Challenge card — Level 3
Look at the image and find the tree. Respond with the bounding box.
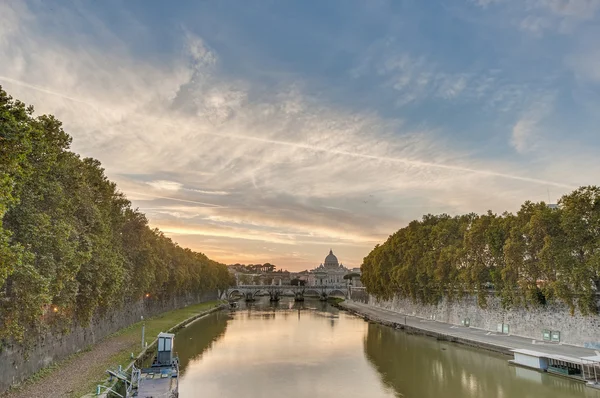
[361,186,600,316]
[0,86,233,342]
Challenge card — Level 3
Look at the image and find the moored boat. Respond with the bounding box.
[137,332,179,398]
[98,332,179,397]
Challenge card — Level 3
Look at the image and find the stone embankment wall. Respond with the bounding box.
[349,288,600,349]
[0,291,218,394]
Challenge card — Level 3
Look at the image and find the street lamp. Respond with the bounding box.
[141,316,145,350]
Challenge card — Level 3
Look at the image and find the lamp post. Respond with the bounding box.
[141,316,145,350]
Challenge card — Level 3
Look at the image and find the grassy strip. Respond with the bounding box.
[327,297,344,305]
[76,300,224,397]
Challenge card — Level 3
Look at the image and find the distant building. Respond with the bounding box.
[261,271,291,286]
[307,249,351,286]
[290,270,310,285]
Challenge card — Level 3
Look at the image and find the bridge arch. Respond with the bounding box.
[328,289,346,297]
[228,289,242,299]
[253,289,270,297]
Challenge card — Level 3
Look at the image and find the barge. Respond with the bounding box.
[509,348,600,389]
[99,332,179,397]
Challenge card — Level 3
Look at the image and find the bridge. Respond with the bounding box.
[226,284,348,301]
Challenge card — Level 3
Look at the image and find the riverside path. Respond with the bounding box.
[341,300,600,358]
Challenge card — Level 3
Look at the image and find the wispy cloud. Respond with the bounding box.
[510,94,555,153]
[147,180,229,195]
[352,43,542,114]
[567,44,600,83]
[1,1,598,269]
[469,0,600,34]
[355,50,473,106]
[148,180,184,191]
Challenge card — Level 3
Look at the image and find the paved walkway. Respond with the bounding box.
[341,300,600,359]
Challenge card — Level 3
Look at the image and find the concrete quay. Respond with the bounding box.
[340,300,600,359]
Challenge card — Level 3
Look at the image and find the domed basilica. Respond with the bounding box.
[307,249,351,286]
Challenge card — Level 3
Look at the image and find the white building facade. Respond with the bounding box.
[307,250,352,286]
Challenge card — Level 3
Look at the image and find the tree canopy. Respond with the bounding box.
[0,86,234,343]
[361,188,600,315]
[229,263,278,273]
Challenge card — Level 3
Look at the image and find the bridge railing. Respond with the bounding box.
[233,284,348,289]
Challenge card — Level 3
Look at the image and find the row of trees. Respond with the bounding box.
[0,87,233,343]
[361,187,600,315]
[229,263,278,273]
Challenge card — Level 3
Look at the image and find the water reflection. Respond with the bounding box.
[176,299,600,398]
[364,323,600,398]
[174,311,229,372]
[178,298,394,398]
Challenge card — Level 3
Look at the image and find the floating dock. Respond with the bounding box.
[510,348,600,389]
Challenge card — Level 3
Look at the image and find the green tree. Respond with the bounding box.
[0,86,233,342]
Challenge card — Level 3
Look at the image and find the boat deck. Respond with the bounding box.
[137,367,178,397]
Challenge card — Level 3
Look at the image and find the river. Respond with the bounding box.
[174,298,600,398]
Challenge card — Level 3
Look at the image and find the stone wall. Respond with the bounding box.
[0,291,218,394]
[349,287,369,303]
[351,291,600,349]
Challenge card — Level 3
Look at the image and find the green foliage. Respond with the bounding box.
[362,190,600,315]
[0,86,233,342]
[229,263,278,273]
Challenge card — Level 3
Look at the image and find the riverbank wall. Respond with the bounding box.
[340,301,513,356]
[349,288,600,349]
[0,291,218,394]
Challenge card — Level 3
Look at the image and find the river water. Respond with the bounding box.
[175,298,600,398]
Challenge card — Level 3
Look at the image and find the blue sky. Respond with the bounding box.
[1,0,600,270]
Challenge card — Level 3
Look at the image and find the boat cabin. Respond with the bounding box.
[510,349,550,371]
[101,332,180,397]
[155,332,175,366]
[510,349,600,384]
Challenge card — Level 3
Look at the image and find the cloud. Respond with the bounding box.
[510,94,554,153]
[0,2,597,269]
[537,0,600,18]
[469,0,505,7]
[147,180,184,191]
[470,0,600,16]
[567,45,600,83]
[469,0,600,35]
[511,116,539,153]
[368,52,472,106]
[146,180,228,195]
[353,44,539,113]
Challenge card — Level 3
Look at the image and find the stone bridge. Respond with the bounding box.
[226,284,348,301]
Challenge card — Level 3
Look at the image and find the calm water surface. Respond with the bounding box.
[175,299,600,398]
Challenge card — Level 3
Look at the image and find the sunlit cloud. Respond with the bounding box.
[148,180,184,191]
[1,1,599,269]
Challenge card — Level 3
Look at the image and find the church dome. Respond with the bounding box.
[324,249,339,268]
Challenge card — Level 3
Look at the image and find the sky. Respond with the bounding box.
[1,0,600,271]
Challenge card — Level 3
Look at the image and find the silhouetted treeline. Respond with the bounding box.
[229,263,279,273]
[361,187,600,314]
[0,87,233,342]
